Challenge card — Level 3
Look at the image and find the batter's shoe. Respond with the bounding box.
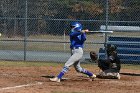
[49,77,60,82]
[89,74,96,81]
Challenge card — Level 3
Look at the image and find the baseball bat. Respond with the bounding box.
[88,30,113,33]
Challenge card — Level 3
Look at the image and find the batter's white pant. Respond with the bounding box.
[64,47,84,72]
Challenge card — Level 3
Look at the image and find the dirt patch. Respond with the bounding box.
[0,65,139,93]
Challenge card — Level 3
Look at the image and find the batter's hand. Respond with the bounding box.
[81,29,89,33]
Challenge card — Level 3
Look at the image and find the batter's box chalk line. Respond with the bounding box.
[0,82,43,91]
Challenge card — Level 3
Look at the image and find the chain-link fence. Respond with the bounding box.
[0,0,140,64]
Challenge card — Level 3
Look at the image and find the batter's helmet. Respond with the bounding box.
[70,22,82,31]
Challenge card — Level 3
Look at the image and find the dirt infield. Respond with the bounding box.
[0,62,140,93]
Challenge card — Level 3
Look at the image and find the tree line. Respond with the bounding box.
[0,0,140,37]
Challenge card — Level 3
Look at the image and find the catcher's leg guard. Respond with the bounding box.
[97,69,121,79]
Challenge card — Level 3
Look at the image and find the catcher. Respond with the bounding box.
[90,44,121,79]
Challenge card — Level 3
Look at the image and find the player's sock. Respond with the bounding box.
[81,68,93,77]
[84,70,93,77]
[57,72,64,79]
[57,66,69,79]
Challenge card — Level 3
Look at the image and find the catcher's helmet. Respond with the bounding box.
[107,44,117,52]
[70,22,82,31]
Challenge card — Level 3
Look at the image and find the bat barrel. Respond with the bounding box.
[88,31,113,33]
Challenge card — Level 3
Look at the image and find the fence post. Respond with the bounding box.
[24,0,28,61]
[104,0,109,58]
[63,30,66,52]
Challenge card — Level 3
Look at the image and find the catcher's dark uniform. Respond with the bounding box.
[98,50,121,73]
[90,44,121,79]
[97,44,121,79]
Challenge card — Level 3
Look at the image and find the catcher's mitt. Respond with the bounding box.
[90,51,98,61]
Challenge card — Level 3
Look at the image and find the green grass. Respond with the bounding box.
[0,61,140,70]
[1,32,140,52]
[0,34,103,52]
[121,64,140,70]
[0,61,64,67]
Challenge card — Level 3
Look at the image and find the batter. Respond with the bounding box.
[50,22,96,82]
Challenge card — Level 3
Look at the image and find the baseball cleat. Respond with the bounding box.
[49,77,60,82]
[116,73,121,79]
[89,74,96,81]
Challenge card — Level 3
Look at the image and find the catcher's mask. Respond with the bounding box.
[107,44,117,55]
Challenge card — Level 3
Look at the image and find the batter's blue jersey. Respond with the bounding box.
[69,31,86,49]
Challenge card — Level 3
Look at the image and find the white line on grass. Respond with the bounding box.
[0,82,43,91]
